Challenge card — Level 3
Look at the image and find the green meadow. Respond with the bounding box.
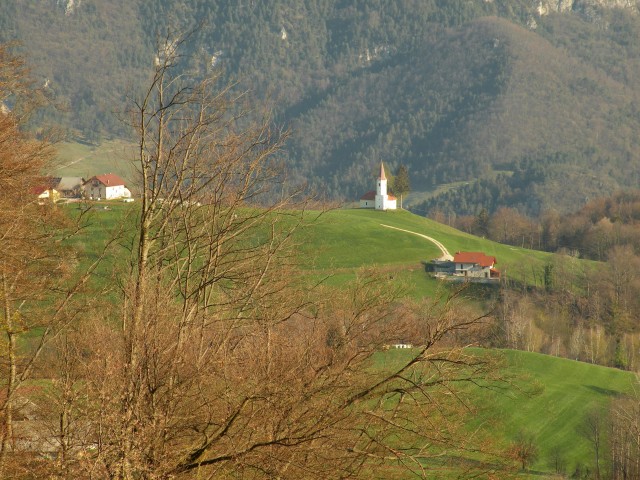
[60,202,621,477]
[53,139,137,182]
[489,350,635,475]
[74,204,563,297]
[360,348,635,478]
[296,208,563,292]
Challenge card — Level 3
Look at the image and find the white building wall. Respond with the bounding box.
[456,263,491,277]
[105,185,125,200]
[87,183,127,200]
[375,178,388,210]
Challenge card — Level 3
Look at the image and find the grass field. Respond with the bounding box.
[475,349,635,477]
[297,208,567,291]
[361,348,635,478]
[69,204,589,297]
[61,203,622,477]
[52,139,137,184]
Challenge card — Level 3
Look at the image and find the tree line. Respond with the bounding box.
[427,192,640,372]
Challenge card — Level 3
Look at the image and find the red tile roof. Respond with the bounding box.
[30,176,57,195]
[453,252,497,267]
[30,185,50,195]
[360,190,376,200]
[87,173,126,187]
[360,190,396,201]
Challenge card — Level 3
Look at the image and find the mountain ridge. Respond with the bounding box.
[4,1,640,214]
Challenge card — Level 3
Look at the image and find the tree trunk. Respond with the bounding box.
[0,273,16,469]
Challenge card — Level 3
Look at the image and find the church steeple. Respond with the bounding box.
[376,162,388,203]
[360,161,397,210]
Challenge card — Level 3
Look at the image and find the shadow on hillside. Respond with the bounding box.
[585,385,622,397]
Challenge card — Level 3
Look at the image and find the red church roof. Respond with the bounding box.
[360,190,397,201]
[360,190,376,200]
[453,252,497,267]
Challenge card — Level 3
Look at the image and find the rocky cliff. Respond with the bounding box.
[535,0,638,16]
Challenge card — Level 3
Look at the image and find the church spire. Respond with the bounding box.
[379,162,387,181]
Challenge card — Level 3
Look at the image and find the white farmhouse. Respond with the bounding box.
[359,163,397,210]
[453,252,500,279]
[84,174,131,200]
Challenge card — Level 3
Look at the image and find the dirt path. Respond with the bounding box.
[380,224,453,261]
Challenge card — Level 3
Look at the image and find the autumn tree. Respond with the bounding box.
[0,44,116,478]
[488,207,539,249]
[509,430,538,471]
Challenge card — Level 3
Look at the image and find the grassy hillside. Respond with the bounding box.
[53,140,137,186]
[72,204,580,296]
[477,349,635,476]
[299,208,563,290]
[366,348,635,478]
[63,202,626,476]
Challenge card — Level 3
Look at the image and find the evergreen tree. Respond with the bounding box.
[393,163,410,209]
[476,208,490,237]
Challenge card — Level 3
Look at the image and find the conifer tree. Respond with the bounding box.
[393,163,410,208]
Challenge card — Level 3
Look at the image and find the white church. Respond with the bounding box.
[359,163,397,210]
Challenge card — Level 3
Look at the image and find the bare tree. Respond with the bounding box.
[0,43,70,472]
[609,381,640,479]
[39,33,504,479]
[0,43,117,477]
[578,407,606,479]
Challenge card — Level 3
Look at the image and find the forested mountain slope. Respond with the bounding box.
[291,15,640,212]
[3,0,640,213]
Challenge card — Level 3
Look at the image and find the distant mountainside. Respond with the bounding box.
[3,0,640,214]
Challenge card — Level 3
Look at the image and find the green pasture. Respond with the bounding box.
[373,348,635,478]
[53,139,137,184]
[65,204,591,298]
[298,208,563,288]
[475,349,635,477]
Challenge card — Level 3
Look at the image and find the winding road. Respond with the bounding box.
[380,224,453,261]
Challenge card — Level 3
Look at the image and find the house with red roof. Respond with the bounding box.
[31,185,59,204]
[30,177,60,204]
[453,251,500,279]
[84,173,131,200]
